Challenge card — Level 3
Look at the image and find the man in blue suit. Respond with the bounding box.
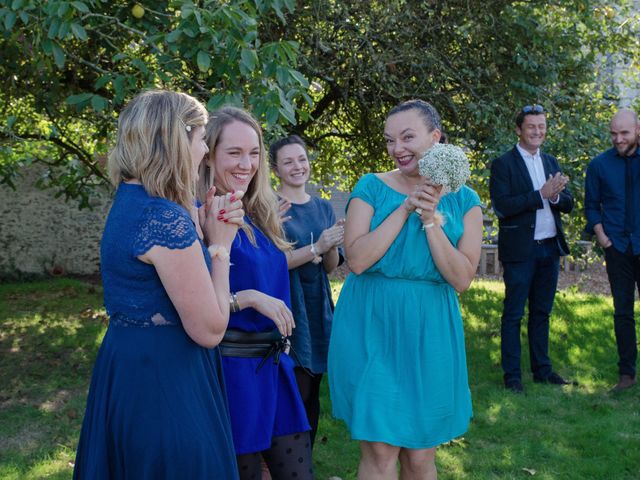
[490,105,575,393]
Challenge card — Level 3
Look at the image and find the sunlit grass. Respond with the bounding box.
[317,279,639,479]
[1,278,639,479]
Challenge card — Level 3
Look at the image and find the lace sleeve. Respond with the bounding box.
[132,203,198,257]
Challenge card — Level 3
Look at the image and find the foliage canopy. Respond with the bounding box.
[1,0,639,240]
[0,0,308,204]
[280,0,639,240]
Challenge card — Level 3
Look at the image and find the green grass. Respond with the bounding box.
[0,279,106,480]
[1,278,639,479]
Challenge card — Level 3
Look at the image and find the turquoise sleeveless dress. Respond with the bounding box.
[328,173,481,449]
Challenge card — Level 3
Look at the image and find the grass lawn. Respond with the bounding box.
[1,278,639,479]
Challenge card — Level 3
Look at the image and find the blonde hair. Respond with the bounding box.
[108,89,207,210]
[200,106,290,251]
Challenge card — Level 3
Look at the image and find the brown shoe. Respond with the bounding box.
[610,374,637,392]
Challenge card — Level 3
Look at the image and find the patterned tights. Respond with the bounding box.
[236,431,314,480]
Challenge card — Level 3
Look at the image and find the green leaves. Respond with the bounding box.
[66,93,93,105]
[70,22,87,41]
[0,0,313,205]
[65,93,108,113]
[196,50,210,72]
[240,48,258,74]
[41,38,66,68]
[3,10,16,29]
[71,1,89,13]
[51,42,65,68]
[1,0,638,229]
[90,95,108,113]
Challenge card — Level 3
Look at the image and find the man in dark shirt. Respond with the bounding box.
[585,108,640,392]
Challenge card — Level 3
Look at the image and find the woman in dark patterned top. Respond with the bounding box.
[269,135,344,448]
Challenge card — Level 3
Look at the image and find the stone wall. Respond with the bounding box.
[616,64,640,107]
[0,164,349,278]
[0,165,112,278]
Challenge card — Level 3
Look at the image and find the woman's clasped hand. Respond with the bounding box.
[404,180,443,225]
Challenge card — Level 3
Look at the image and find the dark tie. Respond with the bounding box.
[625,157,634,235]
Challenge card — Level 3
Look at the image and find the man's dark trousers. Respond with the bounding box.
[501,240,560,384]
[604,245,640,378]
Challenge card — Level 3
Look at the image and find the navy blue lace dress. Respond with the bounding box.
[73,183,238,479]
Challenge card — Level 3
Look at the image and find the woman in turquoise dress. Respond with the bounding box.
[74,90,242,479]
[328,99,483,479]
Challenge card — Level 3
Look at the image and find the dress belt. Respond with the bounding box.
[219,329,289,372]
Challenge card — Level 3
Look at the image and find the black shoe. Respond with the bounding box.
[534,372,576,386]
[505,379,524,393]
[610,374,636,393]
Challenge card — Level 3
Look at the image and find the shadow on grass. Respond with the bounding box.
[461,281,622,385]
[1,282,105,402]
[2,279,639,479]
[0,279,106,478]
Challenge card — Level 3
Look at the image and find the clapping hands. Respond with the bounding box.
[314,219,345,255]
[540,172,569,201]
[199,187,245,247]
[278,197,292,223]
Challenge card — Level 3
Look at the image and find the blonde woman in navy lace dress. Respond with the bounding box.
[74,90,241,479]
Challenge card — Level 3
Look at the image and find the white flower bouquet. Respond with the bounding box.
[418,143,470,192]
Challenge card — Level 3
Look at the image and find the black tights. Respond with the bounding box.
[294,368,323,448]
[236,431,314,480]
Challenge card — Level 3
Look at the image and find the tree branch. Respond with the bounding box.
[1,131,108,182]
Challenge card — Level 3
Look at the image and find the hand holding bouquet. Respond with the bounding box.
[411,144,471,229]
[418,143,471,193]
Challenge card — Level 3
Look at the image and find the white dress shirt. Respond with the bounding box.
[516,144,557,241]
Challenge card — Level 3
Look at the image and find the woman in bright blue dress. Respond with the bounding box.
[328,100,483,479]
[269,135,344,449]
[200,107,313,480]
[73,90,242,479]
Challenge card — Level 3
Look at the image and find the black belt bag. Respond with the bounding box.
[219,329,288,371]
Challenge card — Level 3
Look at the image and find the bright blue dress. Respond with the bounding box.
[223,218,310,455]
[74,183,238,479]
[282,197,340,374]
[328,174,481,449]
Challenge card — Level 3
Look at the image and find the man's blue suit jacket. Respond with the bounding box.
[489,146,574,263]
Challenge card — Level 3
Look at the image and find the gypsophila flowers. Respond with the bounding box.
[418,143,470,192]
